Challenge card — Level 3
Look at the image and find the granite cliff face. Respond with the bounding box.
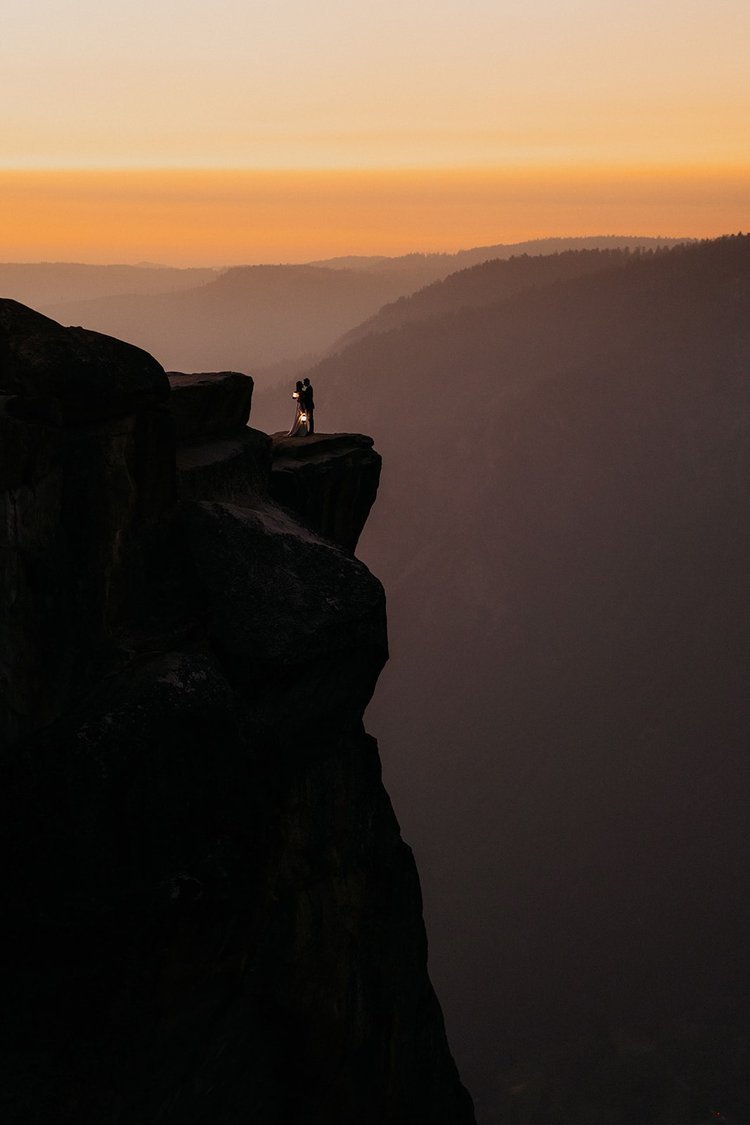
[270,432,382,553]
[0,300,474,1124]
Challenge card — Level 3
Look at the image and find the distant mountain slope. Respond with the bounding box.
[309,235,690,280]
[0,262,217,307]
[304,235,750,1123]
[41,264,440,373]
[248,244,685,430]
[36,239,689,377]
[331,247,651,350]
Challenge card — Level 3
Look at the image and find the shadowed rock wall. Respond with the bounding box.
[0,301,474,1124]
[0,300,173,747]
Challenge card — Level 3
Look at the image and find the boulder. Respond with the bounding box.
[167,370,253,445]
[0,299,168,423]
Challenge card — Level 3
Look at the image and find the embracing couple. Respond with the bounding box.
[288,377,315,437]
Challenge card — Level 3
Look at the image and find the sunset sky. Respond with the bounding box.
[2,0,749,264]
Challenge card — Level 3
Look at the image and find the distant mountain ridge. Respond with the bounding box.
[0,237,691,379]
[307,235,691,277]
[0,262,218,307]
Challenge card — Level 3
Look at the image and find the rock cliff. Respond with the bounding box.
[270,432,382,553]
[0,300,473,1124]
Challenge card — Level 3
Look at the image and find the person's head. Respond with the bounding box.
[303,378,310,387]
[295,380,303,391]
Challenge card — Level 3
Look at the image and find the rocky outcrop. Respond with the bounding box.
[1,299,169,422]
[168,369,272,502]
[167,370,254,445]
[0,300,474,1124]
[270,432,382,552]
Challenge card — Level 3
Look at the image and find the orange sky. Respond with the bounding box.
[1,166,747,266]
[3,0,749,263]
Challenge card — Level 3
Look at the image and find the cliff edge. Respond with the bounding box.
[0,300,474,1124]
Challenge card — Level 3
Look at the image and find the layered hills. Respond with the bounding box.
[40,264,429,374]
[0,238,685,380]
[330,246,662,350]
[296,235,750,1123]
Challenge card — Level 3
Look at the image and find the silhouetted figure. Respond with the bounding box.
[302,377,315,433]
[288,380,308,436]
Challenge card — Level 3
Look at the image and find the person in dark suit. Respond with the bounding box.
[302,378,315,434]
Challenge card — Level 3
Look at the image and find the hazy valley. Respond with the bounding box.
[5,238,686,380]
[301,235,750,1122]
[2,233,748,1123]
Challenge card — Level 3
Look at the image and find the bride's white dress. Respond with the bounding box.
[288,391,309,437]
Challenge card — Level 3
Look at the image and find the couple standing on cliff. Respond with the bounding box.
[288,377,315,437]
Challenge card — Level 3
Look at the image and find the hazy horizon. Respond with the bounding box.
[0,229,703,270]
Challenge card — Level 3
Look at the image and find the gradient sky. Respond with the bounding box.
[2,0,749,263]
